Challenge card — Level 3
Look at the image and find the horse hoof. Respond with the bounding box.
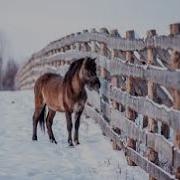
[74,140,80,145]
[53,140,57,144]
[52,140,57,144]
[69,142,74,146]
[50,139,57,144]
[32,135,37,141]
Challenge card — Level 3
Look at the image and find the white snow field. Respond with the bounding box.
[0,91,148,180]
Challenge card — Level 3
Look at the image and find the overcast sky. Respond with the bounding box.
[0,0,180,63]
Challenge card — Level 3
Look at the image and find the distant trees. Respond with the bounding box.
[2,59,18,90]
[0,56,2,90]
[0,31,18,90]
[0,31,5,90]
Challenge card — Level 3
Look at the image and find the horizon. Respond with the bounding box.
[0,0,180,63]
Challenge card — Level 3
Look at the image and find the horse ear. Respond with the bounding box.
[82,57,87,69]
[87,57,96,63]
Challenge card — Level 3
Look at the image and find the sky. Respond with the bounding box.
[0,0,180,63]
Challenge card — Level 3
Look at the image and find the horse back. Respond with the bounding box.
[35,73,62,90]
[34,73,64,111]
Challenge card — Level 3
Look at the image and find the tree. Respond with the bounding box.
[2,58,18,90]
[0,31,7,90]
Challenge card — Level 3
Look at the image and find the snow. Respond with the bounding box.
[0,90,148,180]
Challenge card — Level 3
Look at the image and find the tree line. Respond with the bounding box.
[0,31,18,90]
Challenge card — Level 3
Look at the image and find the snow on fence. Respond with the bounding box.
[15,23,180,180]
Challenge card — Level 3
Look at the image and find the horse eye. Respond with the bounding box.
[91,71,96,75]
[87,71,94,77]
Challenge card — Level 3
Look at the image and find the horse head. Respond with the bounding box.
[80,57,101,91]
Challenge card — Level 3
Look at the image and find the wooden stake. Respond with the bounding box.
[111,47,122,150]
[125,30,137,166]
[111,49,119,110]
[146,30,158,180]
[170,23,180,179]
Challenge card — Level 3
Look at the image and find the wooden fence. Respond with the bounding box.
[15,23,180,180]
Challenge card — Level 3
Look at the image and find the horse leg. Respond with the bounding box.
[32,108,42,141]
[74,110,83,145]
[46,109,57,144]
[65,112,73,146]
[32,83,44,141]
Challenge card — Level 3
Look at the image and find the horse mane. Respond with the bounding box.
[63,58,84,84]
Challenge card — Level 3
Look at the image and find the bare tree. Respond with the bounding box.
[2,58,18,90]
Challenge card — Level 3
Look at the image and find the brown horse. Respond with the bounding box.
[32,57,100,146]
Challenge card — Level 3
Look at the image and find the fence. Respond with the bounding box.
[15,23,180,180]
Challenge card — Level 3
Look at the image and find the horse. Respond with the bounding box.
[32,57,101,146]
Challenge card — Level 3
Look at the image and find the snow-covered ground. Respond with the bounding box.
[0,91,148,180]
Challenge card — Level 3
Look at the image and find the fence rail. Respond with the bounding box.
[15,23,180,180]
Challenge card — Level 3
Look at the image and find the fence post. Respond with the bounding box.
[111,50,119,111]
[170,23,180,179]
[110,30,120,111]
[146,29,159,180]
[81,30,91,52]
[91,29,100,53]
[75,32,81,51]
[99,29,108,81]
[99,28,110,58]
[100,42,108,78]
[99,34,109,135]
[60,47,65,53]
[110,30,121,150]
[125,30,137,166]
[110,29,124,150]
[70,34,75,50]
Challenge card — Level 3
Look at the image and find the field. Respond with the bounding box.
[0,90,147,180]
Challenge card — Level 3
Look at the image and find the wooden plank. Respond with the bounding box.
[170,23,180,179]
[99,78,180,130]
[17,48,180,90]
[174,148,180,170]
[31,32,180,59]
[146,132,173,165]
[17,50,180,90]
[148,35,180,52]
[96,99,173,166]
[17,51,96,89]
[111,108,146,143]
[126,148,175,180]
[109,85,180,131]
[111,108,173,165]
[84,105,175,180]
[156,48,170,67]
[98,55,180,90]
[32,32,146,58]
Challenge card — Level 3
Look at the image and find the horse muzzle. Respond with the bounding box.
[87,77,101,92]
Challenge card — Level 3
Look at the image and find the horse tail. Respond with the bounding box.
[38,104,46,132]
[33,75,47,132]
